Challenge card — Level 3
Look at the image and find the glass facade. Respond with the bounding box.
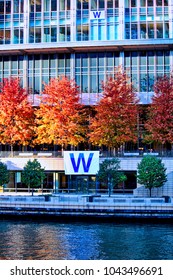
[0,0,170,44]
[125,0,169,39]
[28,53,70,94]
[0,0,24,44]
[0,0,172,104]
[0,55,23,81]
[75,52,120,93]
[125,50,170,92]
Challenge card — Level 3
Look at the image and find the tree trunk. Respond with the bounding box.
[41,181,43,193]
[10,144,14,157]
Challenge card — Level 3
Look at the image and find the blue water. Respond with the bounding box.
[0,220,173,260]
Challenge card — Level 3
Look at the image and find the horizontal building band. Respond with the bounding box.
[0,39,173,55]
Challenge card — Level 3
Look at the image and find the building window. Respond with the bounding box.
[140,0,146,6]
[147,0,153,6]
[77,0,89,9]
[59,26,70,41]
[28,54,71,94]
[6,1,11,13]
[125,51,170,93]
[14,29,23,44]
[75,52,120,93]
[107,0,119,8]
[91,0,105,10]
[0,1,4,14]
[156,0,162,5]
[51,0,57,11]
[59,0,70,10]
[131,0,137,7]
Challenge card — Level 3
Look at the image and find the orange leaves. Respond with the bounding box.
[0,77,34,147]
[145,75,173,144]
[89,68,138,148]
[35,76,84,147]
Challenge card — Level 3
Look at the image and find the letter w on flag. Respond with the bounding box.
[70,153,94,173]
[93,11,101,18]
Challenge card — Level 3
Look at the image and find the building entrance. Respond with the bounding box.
[59,175,96,193]
[76,176,89,193]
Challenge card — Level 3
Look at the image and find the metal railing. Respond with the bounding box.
[0,150,173,158]
[1,187,134,195]
[0,151,63,158]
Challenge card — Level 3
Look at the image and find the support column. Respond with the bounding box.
[169,0,173,41]
[24,0,29,44]
[53,172,59,193]
[170,51,173,73]
[119,51,124,68]
[23,55,28,91]
[70,0,76,42]
[71,53,75,80]
[119,0,125,40]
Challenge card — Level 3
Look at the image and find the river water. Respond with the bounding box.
[0,219,173,260]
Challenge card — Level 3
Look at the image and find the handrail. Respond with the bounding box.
[0,150,173,158]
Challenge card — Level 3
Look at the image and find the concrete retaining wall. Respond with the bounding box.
[0,194,173,220]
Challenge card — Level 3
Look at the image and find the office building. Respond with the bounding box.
[0,0,172,195]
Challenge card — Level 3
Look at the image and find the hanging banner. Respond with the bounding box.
[90,11,105,20]
[64,151,99,175]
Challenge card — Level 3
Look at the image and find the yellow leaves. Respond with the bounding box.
[35,76,84,147]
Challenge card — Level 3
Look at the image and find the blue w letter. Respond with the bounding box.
[70,153,94,173]
[93,11,101,19]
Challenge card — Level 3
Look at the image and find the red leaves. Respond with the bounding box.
[89,68,138,148]
[0,77,34,147]
[145,75,173,144]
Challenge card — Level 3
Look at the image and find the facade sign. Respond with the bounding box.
[64,151,99,175]
[90,11,105,20]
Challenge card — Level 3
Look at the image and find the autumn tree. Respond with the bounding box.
[144,75,173,151]
[35,76,84,150]
[0,77,34,152]
[89,68,138,151]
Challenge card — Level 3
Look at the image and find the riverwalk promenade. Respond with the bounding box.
[0,193,173,221]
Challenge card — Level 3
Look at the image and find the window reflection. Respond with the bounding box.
[0,1,170,44]
[125,51,170,93]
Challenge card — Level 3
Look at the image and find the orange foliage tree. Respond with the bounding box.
[89,68,138,151]
[0,77,35,152]
[35,76,84,149]
[145,75,173,149]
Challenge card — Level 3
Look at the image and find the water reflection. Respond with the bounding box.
[0,220,173,260]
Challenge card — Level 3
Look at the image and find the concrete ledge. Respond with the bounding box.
[132,199,145,203]
[113,199,127,203]
[19,153,34,156]
[143,153,159,156]
[37,153,52,157]
[0,194,172,221]
[0,195,170,205]
[123,153,139,156]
